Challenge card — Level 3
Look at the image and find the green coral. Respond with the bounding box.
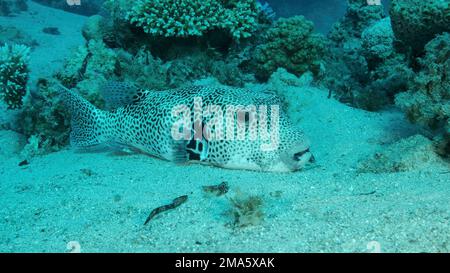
[0,43,30,109]
[126,0,259,40]
[253,16,326,81]
[390,0,450,55]
[395,33,450,154]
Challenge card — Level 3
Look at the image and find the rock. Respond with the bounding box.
[358,135,442,173]
[0,0,28,16]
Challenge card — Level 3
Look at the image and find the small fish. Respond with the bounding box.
[18,159,29,167]
[59,82,314,172]
[202,181,229,196]
[144,195,188,225]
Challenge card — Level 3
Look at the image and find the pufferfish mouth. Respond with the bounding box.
[293,148,315,163]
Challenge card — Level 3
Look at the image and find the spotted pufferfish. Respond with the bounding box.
[59,82,314,172]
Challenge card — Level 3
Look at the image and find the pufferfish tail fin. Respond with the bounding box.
[58,84,115,149]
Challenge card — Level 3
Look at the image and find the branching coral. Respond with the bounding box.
[0,43,30,109]
[390,0,450,56]
[395,33,450,154]
[126,0,259,40]
[253,16,326,81]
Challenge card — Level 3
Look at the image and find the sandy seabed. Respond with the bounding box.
[0,2,449,253]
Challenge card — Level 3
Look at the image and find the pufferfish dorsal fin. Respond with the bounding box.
[101,81,150,110]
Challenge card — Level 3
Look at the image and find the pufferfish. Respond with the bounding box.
[59,82,314,172]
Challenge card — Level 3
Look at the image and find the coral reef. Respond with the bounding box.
[57,37,252,97]
[0,0,27,16]
[82,15,110,42]
[361,17,395,62]
[358,135,441,173]
[324,3,413,111]
[17,79,71,157]
[253,15,326,81]
[126,0,259,40]
[56,39,120,107]
[395,33,450,155]
[328,0,385,45]
[0,43,30,109]
[256,1,276,22]
[101,0,275,59]
[77,1,261,92]
[390,0,450,56]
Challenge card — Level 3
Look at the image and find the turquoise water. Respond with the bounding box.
[0,0,448,253]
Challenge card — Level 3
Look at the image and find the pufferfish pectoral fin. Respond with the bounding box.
[101,81,149,110]
[170,137,210,164]
[170,140,190,164]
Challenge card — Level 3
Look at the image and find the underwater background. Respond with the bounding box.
[0,0,449,252]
